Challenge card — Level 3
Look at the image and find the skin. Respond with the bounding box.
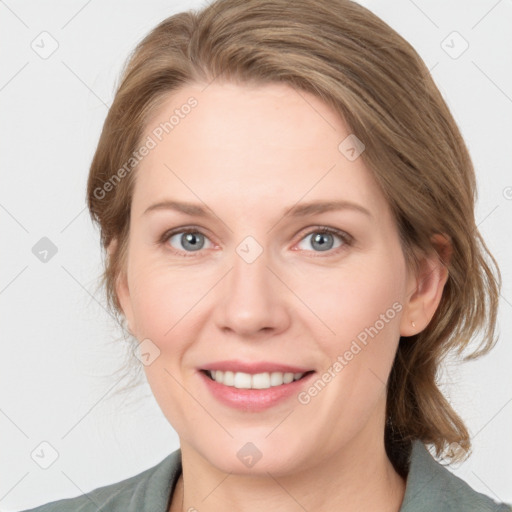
[113,82,450,512]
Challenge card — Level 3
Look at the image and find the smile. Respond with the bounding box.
[203,369,313,390]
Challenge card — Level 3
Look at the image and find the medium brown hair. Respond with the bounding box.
[86,0,501,474]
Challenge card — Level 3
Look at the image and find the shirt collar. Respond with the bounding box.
[399,439,509,511]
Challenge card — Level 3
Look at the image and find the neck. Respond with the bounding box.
[172,429,406,512]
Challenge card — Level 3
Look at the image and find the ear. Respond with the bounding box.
[399,233,452,337]
[108,238,137,338]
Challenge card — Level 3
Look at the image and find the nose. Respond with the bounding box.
[213,246,292,338]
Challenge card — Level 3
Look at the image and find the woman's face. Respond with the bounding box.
[116,82,417,475]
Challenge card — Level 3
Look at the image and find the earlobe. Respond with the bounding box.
[400,233,451,337]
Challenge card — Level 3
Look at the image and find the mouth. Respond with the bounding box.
[198,364,317,411]
[200,369,316,390]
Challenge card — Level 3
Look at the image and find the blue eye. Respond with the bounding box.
[166,231,213,253]
[297,228,350,253]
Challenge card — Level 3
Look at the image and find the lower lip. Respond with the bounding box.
[198,370,315,412]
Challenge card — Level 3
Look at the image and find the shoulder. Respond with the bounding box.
[400,440,511,512]
[18,449,182,512]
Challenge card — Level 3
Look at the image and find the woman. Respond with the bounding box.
[21,0,510,510]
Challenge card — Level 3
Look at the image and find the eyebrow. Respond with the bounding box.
[143,199,372,219]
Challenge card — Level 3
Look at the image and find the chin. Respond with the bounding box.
[191,435,311,477]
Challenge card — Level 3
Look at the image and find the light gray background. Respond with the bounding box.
[1,0,511,510]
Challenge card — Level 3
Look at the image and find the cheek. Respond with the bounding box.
[303,255,404,338]
[128,259,214,342]
[310,252,405,389]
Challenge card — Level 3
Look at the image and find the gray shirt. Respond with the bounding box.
[20,440,511,511]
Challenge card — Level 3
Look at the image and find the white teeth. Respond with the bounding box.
[234,372,252,389]
[208,370,306,389]
[270,372,284,386]
[252,372,270,389]
[223,371,234,386]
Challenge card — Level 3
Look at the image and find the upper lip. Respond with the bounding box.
[200,360,314,374]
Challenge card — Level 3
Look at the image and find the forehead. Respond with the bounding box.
[132,82,388,219]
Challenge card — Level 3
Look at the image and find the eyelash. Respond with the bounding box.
[158,225,354,258]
